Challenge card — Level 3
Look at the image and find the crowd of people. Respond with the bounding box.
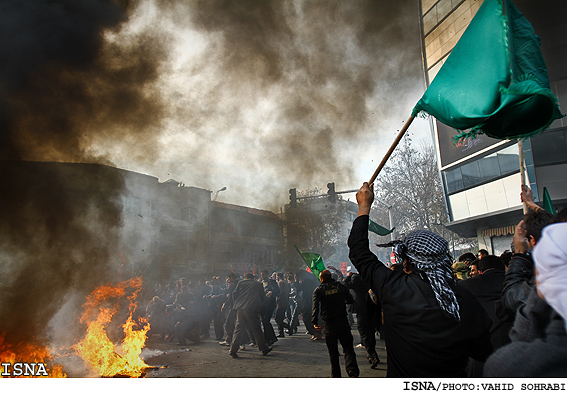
[144,267,325,356]
[349,182,567,378]
[144,182,567,378]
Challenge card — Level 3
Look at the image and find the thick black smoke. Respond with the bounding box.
[0,0,171,348]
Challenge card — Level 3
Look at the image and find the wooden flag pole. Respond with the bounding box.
[369,115,415,184]
[518,139,528,214]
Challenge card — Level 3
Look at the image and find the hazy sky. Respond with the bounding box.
[2,0,432,211]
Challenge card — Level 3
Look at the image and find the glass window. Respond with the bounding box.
[531,130,567,166]
[497,145,520,174]
[444,167,463,194]
[461,161,481,188]
[478,154,501,182]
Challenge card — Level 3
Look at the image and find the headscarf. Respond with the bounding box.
[533,223,567,332]
[379,230,460,321]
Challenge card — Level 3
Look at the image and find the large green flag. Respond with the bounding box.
[369,219,394,236]
[294,246,326,282]
[542,187,555,215]
[412,0,563,141]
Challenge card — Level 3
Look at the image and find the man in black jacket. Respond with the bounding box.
[312,269,359,378]
[460,255,511,376]
[260,269,280,346]
[348,182,492,378]
[343,272,381,369]
[228,273,273,358]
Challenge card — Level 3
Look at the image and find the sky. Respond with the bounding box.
[1,0,432,212]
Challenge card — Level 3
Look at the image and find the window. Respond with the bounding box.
[443,144,520,194]
[531,129,567,166]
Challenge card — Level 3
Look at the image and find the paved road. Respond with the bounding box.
[144,328,388,378]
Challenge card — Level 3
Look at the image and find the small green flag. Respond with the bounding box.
[369,219,394,236]
[542,187,555,215]
[412,0,563,141]
[294,246,326,282]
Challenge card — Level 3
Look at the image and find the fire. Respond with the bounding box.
[73,276,151,377]
[0,335,66,378]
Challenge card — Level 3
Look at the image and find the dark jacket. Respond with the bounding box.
[343,272,379,314]
[497,252,535,321]
[232,278,264,312]
[459,268,512,349]
[485,288,567,377]
[312,278,353,325]
[348,215,493,378]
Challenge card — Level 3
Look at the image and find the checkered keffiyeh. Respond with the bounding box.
[379,230,461,321]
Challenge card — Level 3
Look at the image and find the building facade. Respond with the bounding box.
[419,0,567,254]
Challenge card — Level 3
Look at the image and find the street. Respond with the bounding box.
[143,328,387,378]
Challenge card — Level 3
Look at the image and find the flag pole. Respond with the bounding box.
[518,139,528,214]
[369,115,415,184]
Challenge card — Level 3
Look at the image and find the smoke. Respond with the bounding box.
[0,0,423,355]
[0,0,171,349]
[98,0,425,210]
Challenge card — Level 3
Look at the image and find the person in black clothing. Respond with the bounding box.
[498,188,554,320]
[312,269,359,378]
[296,269,322,340]
[459,255,511,376]
[219,273,238,347]
[348,182,493,378]
[343,272,381,369]
[260,269,279,346]
[229,273,273,358]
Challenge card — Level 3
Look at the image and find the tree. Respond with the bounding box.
[284,188,350,270]
[374,137,476,255]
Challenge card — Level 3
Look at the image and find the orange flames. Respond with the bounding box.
[0,277,150,378]
[73,276,151,377]
[0,335,66,378]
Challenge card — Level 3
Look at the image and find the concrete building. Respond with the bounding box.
[208,201,285,276]
[419,0,567,254]
[3,161,284,283]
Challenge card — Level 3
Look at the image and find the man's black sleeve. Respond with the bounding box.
[311,288,320,326]
[348,215,388,294]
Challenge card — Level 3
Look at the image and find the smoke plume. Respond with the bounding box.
[0,0,423,354]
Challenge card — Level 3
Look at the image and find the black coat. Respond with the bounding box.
[348,215,493,378]
[459,269,512,349]
[485,288,567,377]
[232,279,264,313]
[311,278,353,325]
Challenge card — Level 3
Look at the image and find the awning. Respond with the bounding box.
[480,225,516,238]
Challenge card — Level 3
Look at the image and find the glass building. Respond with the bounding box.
[418,0,567,253]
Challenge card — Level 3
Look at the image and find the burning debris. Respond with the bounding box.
[73,277,151,378]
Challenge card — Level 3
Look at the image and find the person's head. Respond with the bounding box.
[319,269,332,282]
[500,250,513,269]
[260,269,269,280]
[524,210,555,250]
[458,252,476,267]
[227,272,237,283]
[469,259,480,278]
[477,255,505,273]
[391,230,460,320]
[276,272,284,281]
[554,207,567,223]
[452,262,470,280]
[245,273,255,280]
[533,222,567,332]
[477,249,489,259]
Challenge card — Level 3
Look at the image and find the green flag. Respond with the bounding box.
[369,219,394,236]
[294,246,326,282]
[542,187,555,215]
[412,0,563,141]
